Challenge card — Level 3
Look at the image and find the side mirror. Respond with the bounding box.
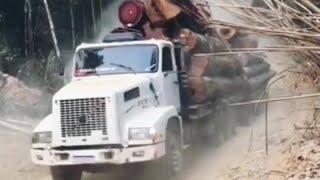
[58,60,65,76]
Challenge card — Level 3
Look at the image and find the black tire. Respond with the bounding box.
[236,104,255,126]
[211,102,237,144]
[211,127,225,147]
[203,112,225,148]
[152,131,183,180]
[50,166,82,180]
[223,106,237,140]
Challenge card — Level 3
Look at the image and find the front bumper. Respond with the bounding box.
[31,142,165,166]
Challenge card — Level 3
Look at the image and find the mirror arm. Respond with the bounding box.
[58,59,65,76]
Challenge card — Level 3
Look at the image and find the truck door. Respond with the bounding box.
[162,46,181,110]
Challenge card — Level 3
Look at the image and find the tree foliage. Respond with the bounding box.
[0,0,116,70]
[0,0,117,91]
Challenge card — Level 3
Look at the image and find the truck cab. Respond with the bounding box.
[31,35,188,180]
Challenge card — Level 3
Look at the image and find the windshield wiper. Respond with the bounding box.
[145,64,156,71]
[110,62,136,75]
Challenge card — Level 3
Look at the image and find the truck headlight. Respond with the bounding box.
[32,132,52,144]
[129,128,156,140]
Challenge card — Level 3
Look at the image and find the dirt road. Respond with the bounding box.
[0,50,313,180]
[0,0,318,180]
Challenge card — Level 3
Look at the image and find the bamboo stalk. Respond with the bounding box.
[230,92,320,106]
[297,0,320,14]
[91,0,97,35]
[82,0,88,40]
[27,0,34,61]
[24,0,34,61]
[216,0,320,83]
[69,0,76,50]
[209,20,320,39]
[43,0,60,59]
[193,46,320,56]
[99,0,104,32]
[24,1,29,60]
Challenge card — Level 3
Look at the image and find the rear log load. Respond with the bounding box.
[115,0,274,143]
[115,0,275,125]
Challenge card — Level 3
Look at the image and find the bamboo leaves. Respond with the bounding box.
[208,0,320,82]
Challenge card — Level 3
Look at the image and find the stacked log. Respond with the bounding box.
[187,76,250,102]
[145,0,182,25]
[173,28,262,103]
[185,42,275,103]
[141,0,275,104]
[243,56,276,89]
[228,33,259,49]
[238,55,264,67]
[244,63,270,78]
[186,63,251,103]
[175,25,274,102]
[179,28,229,53]
[217,27,260,51]
[188,56,243,77]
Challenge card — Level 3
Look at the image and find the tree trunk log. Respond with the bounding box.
[188,77,208,103]
[179,28,211,53]
[91,0,97,35]
[69,0,76,50]
[179,28,228,53]
[244,62,270,78]
[228,34,259,49]
[205,76,250,98]
[27,0,34,60]
[24,1,29,60]
[206,56,244,77]
[82,0,88,40]
[239,56,265,67]
[143,22,166,39]
[99,0,104,28]
[24,0,34,61]
[43,0,61,59]
[248,71,276,90]
[188,55,244,77]
[145,0,182,24]
[188,76,250,103]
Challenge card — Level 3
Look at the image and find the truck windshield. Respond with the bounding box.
[75,45,158,76]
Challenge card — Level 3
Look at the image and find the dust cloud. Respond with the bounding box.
[63,0,125,85]
[93,0,125,42]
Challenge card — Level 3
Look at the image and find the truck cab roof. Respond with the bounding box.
[76,39,174,52]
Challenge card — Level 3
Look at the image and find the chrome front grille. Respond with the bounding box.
[60,98,107,137]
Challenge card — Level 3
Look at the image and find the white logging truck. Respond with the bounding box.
[30,1,275,180]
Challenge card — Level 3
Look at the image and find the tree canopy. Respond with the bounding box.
[0,0,118,75]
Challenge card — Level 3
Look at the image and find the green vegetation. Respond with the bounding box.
[0,0,116,90]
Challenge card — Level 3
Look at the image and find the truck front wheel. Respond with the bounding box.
[151,132,183,180]
[50,166,82,180]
